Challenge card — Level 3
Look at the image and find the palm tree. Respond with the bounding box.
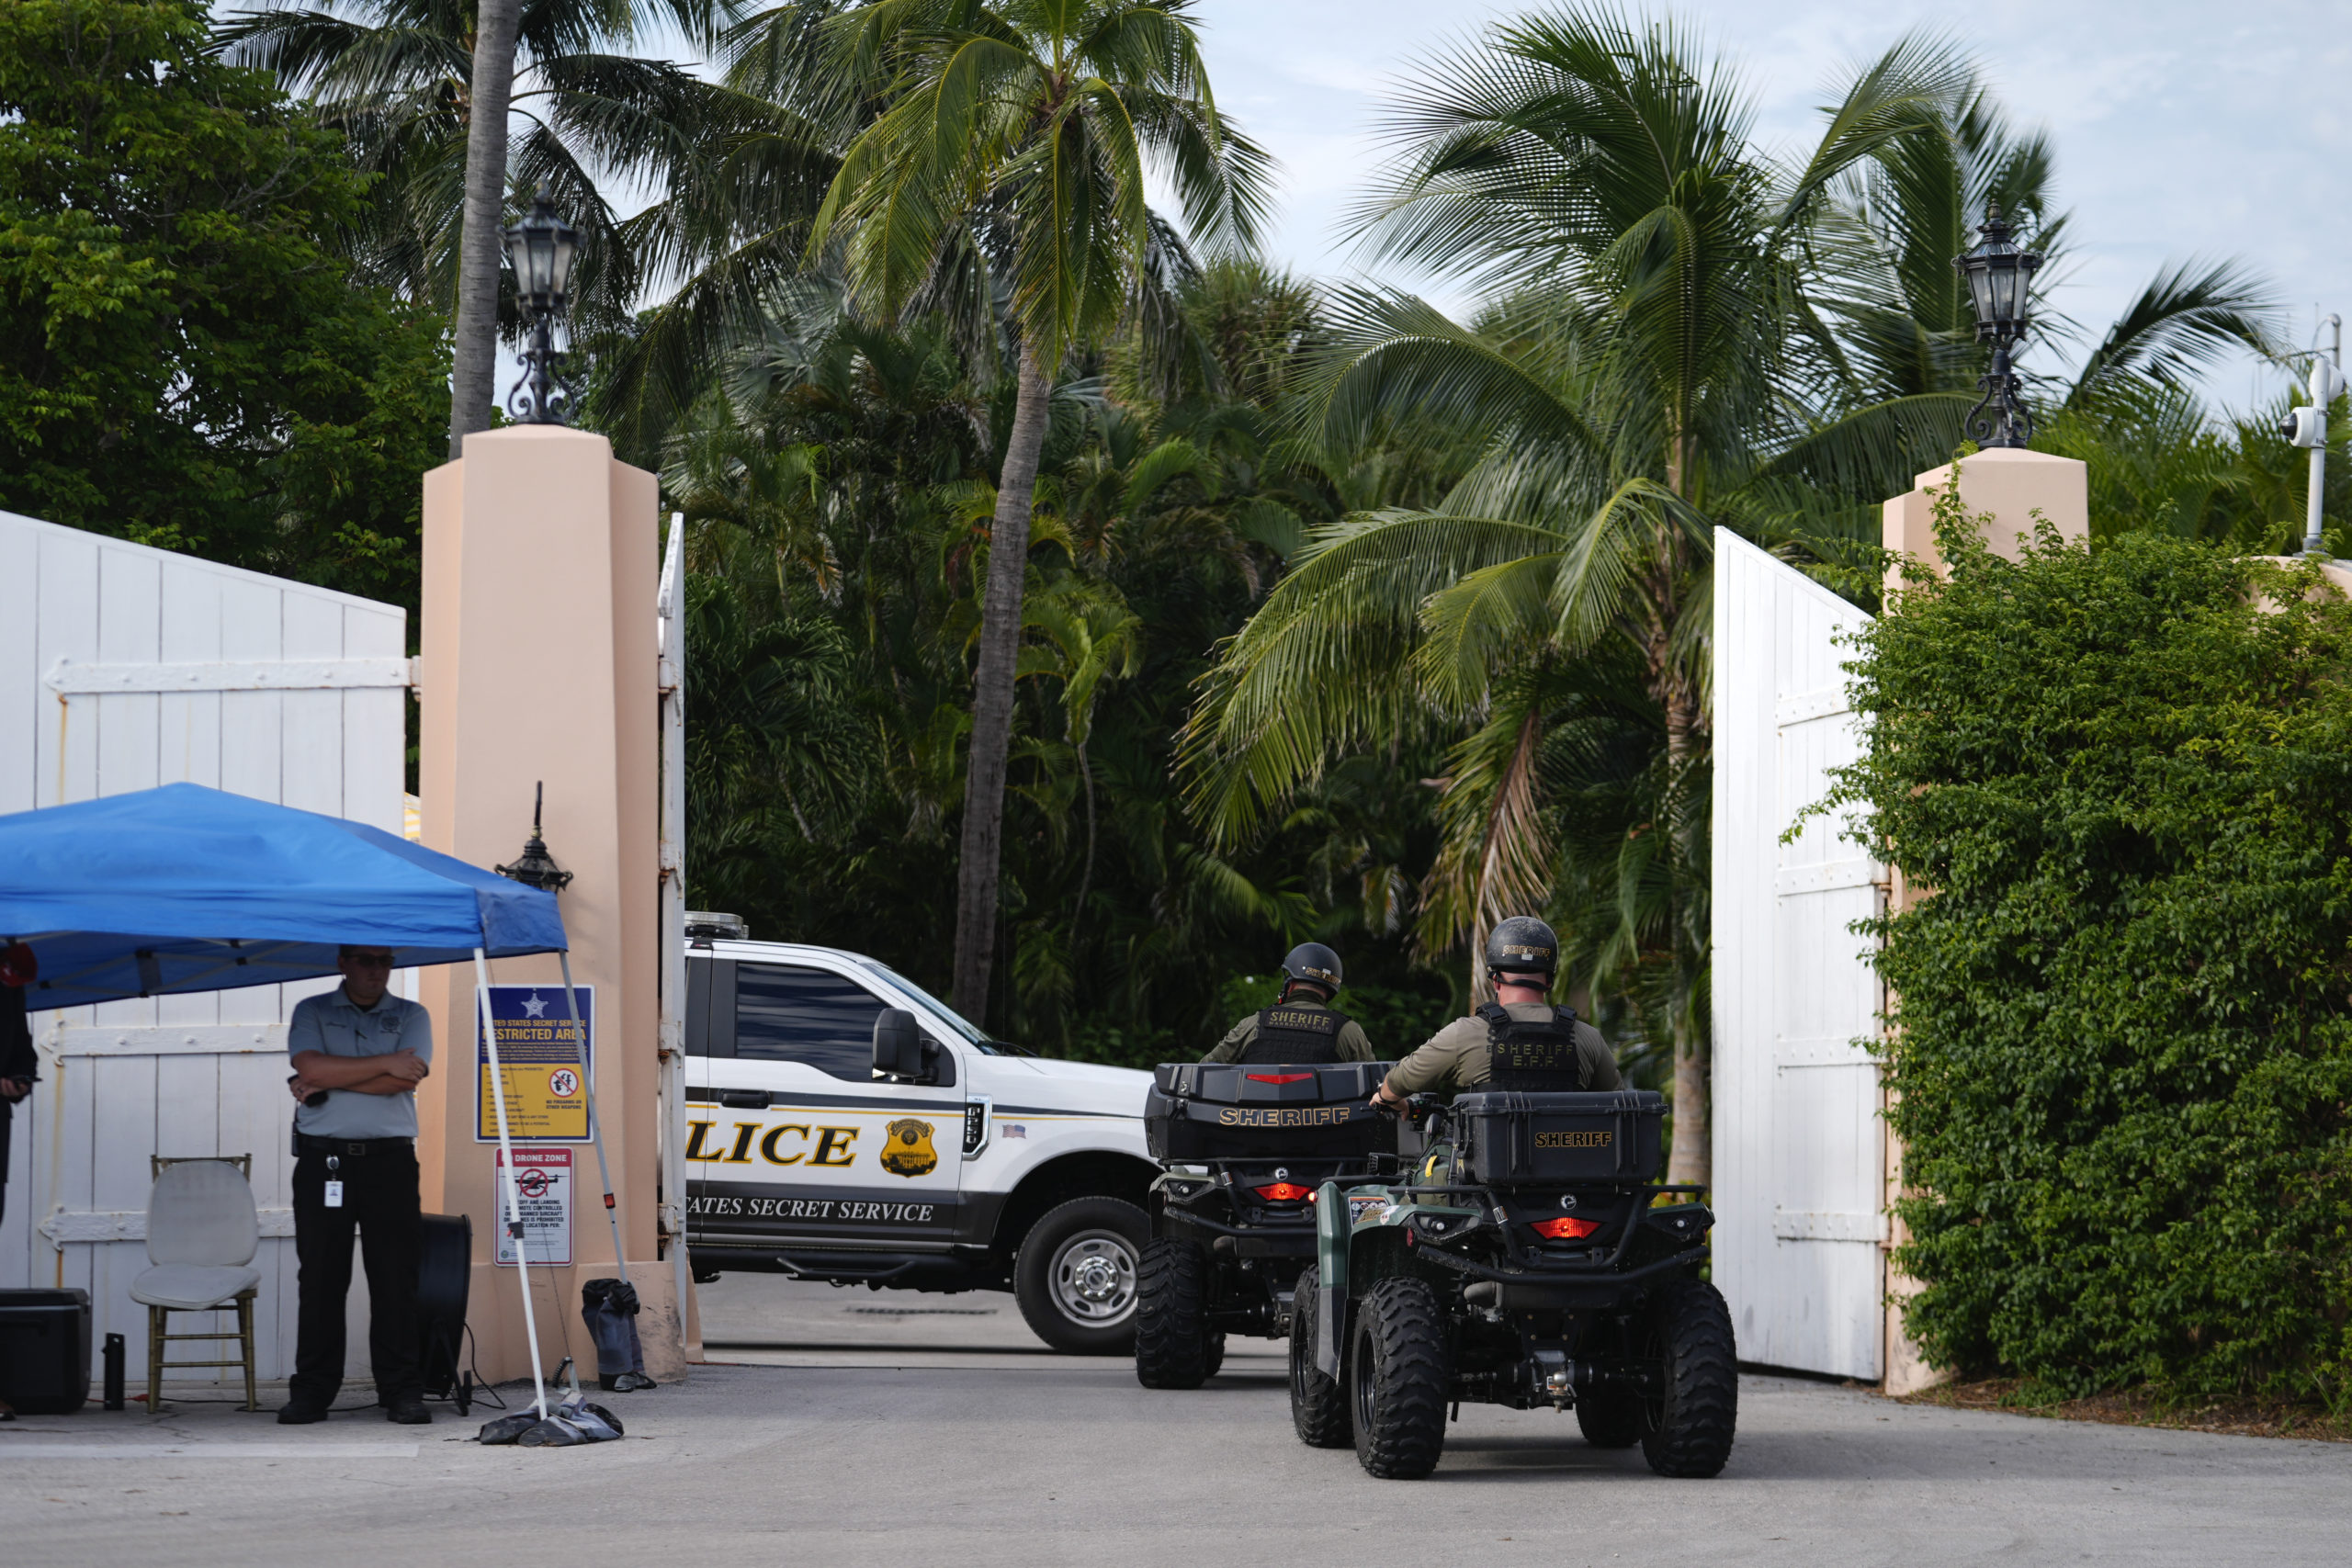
[1187,11,1974,1183]
[218,0,739,455]
[802,0,1270,1023]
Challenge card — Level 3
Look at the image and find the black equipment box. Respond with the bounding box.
[1450,1089,1665,1185]
[0,1288,92,1415]
[1147,1062,1396,1162]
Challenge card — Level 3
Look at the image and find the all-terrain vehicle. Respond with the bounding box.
[1134,1061,1404,1387]
[1294,1087,1736,1478]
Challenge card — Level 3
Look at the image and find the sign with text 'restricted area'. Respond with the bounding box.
[493,1146,574,1267]
[476,985,594,1144]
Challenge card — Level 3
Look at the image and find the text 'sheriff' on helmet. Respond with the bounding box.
[1280,942,1343,991]
[1483,916,1558,981]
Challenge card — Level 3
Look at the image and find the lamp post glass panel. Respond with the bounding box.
[503,184,581,425]
[1953,203,2044,448]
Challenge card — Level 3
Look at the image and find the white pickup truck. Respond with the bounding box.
[682,930,1158,1352]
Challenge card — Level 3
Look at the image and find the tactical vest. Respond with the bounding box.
[1476,1002,1589,1090]
[1240,1004,1351,1065]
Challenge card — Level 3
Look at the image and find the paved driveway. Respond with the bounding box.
[5,1276,2344,1567]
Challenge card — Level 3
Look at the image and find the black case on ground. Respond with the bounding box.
[1146,1062,1396,1161]
[0,1287,92,1414]
[1449,1089,1665,1185]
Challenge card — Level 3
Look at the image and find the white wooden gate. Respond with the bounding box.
[1,510,409,1384]
[1711,528,1886,1380]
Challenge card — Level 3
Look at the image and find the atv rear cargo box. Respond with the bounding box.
[1449,1089,1665,1185]
[1147,1062,1396,1161]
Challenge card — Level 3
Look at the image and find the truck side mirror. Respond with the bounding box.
[873,1009,923,1079]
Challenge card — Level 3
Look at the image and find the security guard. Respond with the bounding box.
[1203,942,1377,1064]
[1369,917,1618,1106]
[279,945,433,1426]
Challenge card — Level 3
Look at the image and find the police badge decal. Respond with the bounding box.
[881,1118,939,1177]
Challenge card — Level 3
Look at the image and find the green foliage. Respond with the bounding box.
[642,266,1453,1063]
[1831,484,2352,1404]
[0,0,447,613]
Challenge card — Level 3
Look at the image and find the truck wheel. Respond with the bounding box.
[1638,1280,1739,1478]
[1135,1240,1211,1388]
[1288,1266,1350,1449]
[1350,1277,1449,1479]
[1015,1196,1148,1355]
[1202,1330,1226,1380]
[1576,1389,1642,1449]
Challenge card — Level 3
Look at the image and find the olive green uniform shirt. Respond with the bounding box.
[1204,999,1378,1064]
[1382,1003,1620,1096]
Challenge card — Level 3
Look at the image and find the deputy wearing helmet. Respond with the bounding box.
[1202,942,1377,1064]
[1368,916,1618,1107]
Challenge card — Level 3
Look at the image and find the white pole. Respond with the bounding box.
[475,946,548,1418]
[558,948,628,1287]
[656,512,692,1356]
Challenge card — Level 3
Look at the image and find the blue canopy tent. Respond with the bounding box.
[0,783,565,1008]
[0,782,585,1417]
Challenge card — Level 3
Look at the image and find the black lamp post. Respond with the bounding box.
[1952,202,2043,448]
[494,783,574,894]
[503,183,582,425]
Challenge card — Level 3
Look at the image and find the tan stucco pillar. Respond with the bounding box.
[1883,446,2088,596]
[1876,447,2087,1397]
[414,426,686,1384]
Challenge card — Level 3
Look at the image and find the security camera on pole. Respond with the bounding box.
[2281,314,2344,559]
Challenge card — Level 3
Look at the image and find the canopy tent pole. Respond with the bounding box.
[475,946,548,1418]
[557,949,628,1287]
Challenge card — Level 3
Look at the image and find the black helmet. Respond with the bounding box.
[1280,942,1343,993]
[1484,917,1558,983]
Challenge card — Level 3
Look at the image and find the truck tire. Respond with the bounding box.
[1288,1266,1350,1448]
[1350,1276,1449,1479]
[1639,1280,1739,1478]
[1135,1240,1211,1388]
[1202,1330,1227,1379]
[1576,1389,1642,1449]
[1015,1196,1148,1355]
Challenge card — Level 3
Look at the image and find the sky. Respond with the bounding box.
[1185,0,2352,412]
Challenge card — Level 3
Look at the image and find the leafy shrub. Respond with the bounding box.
[1830,494,2352,1404]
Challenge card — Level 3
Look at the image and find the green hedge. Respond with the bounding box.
[1832,495,2352,1404]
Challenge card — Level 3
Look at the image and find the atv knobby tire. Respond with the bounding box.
[1202,1329,1227,1380]
[1135,1239,1211,1388]
[1576,1388,1643,1449]
[1639,1280,1738,1477]
[1288,1266,1350,1448]
[1350,1277,1450,1479]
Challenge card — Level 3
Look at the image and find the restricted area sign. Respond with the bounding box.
[492,1146,574,1267]
[475,984,594,1144]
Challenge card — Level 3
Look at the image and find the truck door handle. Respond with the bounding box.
[719,1090,771,1110]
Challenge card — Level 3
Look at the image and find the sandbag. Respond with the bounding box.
[581,1277,656,1393]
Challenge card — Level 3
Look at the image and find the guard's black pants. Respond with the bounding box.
[289,1145,421,1406]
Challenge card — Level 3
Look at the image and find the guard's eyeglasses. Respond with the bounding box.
[345,953,397,971]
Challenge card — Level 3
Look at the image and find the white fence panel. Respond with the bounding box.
[2,510,408,1386]
[1712,528,1885,1380]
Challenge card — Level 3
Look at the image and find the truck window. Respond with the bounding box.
[732,963,888,1081]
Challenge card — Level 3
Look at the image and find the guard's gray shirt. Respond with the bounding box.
[288,987,433,1140]
[1383,1003,1620,1096]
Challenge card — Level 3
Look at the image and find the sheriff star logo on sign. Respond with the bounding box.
[881,1119,939,1178]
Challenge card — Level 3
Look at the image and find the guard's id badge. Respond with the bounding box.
[324,1180,345,1208]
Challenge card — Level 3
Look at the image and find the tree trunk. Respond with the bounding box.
[951,344,1053,1025]
[1072,739,1097,931]
[1660,660,1709,1189]
[447,0,522,459]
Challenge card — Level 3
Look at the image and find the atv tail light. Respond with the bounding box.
[1254,1182,1314,1202]
[1245,1073,1314,1084]
[1530,1216,1603,1241]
